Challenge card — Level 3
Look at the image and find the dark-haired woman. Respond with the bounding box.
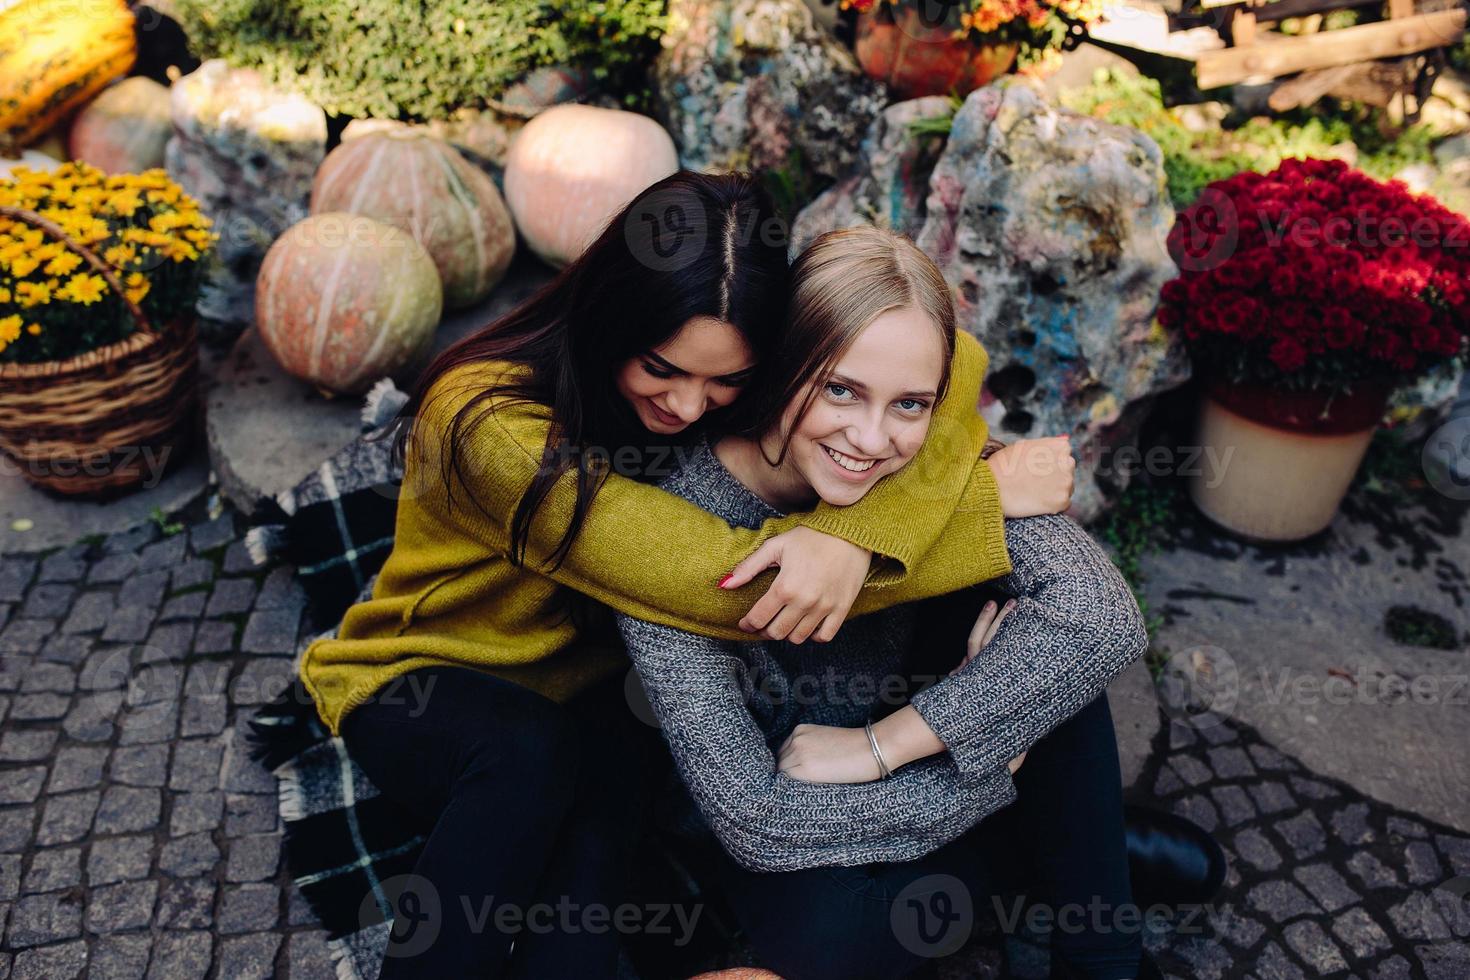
[298,172,1065,978]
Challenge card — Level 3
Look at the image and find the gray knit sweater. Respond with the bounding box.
[615,439,1148,873]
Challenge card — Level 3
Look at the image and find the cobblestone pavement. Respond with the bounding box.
[0,499,1467,979]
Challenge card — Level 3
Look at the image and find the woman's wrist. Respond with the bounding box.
[870,706,946,772]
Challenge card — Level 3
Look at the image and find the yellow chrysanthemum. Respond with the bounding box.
[124,280,150,305]
[32,242,62,262]
[44,251,83,277]
[57,273,106,305]
[0,286,10,303]
[9,255,39,278]
[25,323,41,336]
[103,243,139,268]
[15,281,51,307]
[0,314,21,343]
[108,189,144,218]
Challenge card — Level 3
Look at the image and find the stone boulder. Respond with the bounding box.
[653,0,886,182]
[794,79,1189,520]
[165,60,327,343]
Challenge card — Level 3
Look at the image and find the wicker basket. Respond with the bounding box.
[0,206,200,497]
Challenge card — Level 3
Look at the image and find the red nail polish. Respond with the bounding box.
[718,574,734,588]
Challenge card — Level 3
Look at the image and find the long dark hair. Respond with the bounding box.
[393,170,790,571]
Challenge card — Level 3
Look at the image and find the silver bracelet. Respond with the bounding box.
[865,719,893,780]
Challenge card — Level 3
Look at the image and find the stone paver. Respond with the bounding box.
[0,469,1465,980]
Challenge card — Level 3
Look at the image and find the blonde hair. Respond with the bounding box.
[742,225,958,455]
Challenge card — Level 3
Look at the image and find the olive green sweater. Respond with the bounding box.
[300,331,1012,735]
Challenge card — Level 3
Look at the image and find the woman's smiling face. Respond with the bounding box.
[773,305,945,507]
[615,316,758,435]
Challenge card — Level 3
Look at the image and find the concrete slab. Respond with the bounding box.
[1135,491,1470,833]
[205,256,554,513]
[1107,659,1163,791]
[0,451,210,556]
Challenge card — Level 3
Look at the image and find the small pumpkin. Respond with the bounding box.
[68,76,173,174]
[311,129,515,310]
[0,0,136,154]
[503,104,679,267]
[255,213,444,395]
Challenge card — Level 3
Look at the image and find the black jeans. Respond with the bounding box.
[710,586,1142,980]
[340,664,664,979]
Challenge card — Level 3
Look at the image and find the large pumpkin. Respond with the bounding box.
[68,76,173,174]
[0,0,136,154]
[503,104,678,267]
[255,213,444,395]
[311,130,516,310]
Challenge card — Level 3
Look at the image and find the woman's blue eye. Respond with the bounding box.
[897,398,927,413]
[825,383,853,400]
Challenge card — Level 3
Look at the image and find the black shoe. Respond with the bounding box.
[1125,804,1226,910]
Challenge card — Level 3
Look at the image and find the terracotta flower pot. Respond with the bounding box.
[854,7,1018,100]
[1188,376,1393,542]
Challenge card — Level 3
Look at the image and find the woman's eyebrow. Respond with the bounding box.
[829,373,937,400]
[645,352,686,374]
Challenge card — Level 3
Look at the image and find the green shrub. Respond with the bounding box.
[1063,68,1440,209]
[169,0,666,120]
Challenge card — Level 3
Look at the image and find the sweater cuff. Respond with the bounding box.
[961,457,1012,583]
[910,679,1006,783]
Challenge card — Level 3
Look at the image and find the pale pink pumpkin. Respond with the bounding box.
[255,212,443,395]
[68,76,172,174]
[503,104,678,267]
[310,129,515,310]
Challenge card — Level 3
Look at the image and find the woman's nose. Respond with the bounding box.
[665,382,706,424]
[847,414,891,457]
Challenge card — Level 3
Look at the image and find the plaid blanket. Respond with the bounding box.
[251,624,426,980]
[244,379,408,625]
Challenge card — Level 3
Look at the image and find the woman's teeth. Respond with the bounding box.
[825,447,877,472]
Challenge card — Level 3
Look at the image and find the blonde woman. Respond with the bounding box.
[617,227,1159,980]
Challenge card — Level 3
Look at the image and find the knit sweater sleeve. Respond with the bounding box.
[907,514,1150,783]
[615,615,1019,873]
[414,353,1008,642]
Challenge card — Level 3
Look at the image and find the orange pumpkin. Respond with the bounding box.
[68,77,173,174]
[255,213,444,395]
[504,104,679,267]
[311,129,516,310]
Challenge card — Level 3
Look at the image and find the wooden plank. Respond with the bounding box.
[1233,8,1258,45]
[1195,8,1466,87]
[1267,63,1362,109]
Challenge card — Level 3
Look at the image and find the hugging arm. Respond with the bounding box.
[906,514,1150,782]
[415,336,1008,643]
[615,615,1017,873]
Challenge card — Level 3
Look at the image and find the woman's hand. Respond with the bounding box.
[986,435,1075,517]
[776,723,881,783]
[720,527,870,644]
[949,597,1017,676]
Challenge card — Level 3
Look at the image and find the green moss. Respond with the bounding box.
[169,0,667,120]
[1089,480,1182,643]
[1384,604,1461,649]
